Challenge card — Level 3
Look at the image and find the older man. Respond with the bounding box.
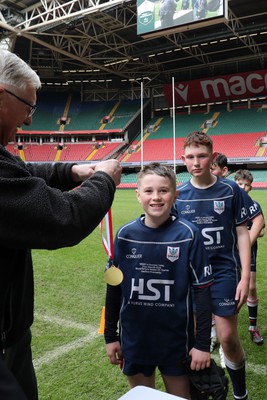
[0,49,121,399]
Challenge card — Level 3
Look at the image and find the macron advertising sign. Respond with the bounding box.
[163,70,267,106]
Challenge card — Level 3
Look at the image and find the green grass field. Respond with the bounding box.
[32,189,267,399]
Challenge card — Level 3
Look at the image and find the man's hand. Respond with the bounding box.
[71,159,122,186]
[94,159,122,186]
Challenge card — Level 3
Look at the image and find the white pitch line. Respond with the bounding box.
[33,331,99,371]
[34,312,95,331]
[33,313,100,371]
[35,314,267,377]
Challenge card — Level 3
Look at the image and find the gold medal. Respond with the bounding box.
[104,266,123,286]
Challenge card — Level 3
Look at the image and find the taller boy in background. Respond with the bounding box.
[105,163,213,399]
[175,132,251,400]
[234,169,265,345]
[209,152,229,354]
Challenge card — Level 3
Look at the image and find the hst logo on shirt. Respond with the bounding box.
[130,278,174,301]
[214,200,225,214]
[166,246,180,262]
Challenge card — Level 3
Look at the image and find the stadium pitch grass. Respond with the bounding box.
[32,189,267,400]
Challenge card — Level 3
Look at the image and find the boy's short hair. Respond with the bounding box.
[137,162,177,191]
[234,169,253,184]
[183,131,213,152]
[213,153,228,169]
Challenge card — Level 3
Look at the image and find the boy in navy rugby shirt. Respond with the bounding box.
[176,132,251,400]
[212,159,265,346]
[210,152,229,178]
[104,163,213,399]
[234,169,265,345]
[209,152,229,355]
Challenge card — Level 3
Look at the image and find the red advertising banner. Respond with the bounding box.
[163,70,267,106]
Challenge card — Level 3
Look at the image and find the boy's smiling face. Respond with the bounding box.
[136,173,177,228]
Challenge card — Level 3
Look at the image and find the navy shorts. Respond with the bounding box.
[212,297,238,316]
[192,292,238,316]
[122,360,187,377]
[210,273,239,316]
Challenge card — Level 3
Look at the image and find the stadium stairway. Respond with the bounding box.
[58,94,72,132]
[99,100,121,130]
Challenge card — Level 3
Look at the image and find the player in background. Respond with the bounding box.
[211,156,265,346]
[104,162,213,399]
[234,169,265,345]
[209,152,229,357]
[176,132,251,400]
[210,152,229,178]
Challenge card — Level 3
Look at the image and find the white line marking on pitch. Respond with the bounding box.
[34,312,95,331]
[34,313,267,376]
[33,313,100,371]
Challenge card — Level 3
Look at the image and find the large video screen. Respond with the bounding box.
[137,0,228,37]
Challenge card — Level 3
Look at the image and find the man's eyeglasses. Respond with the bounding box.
[5,88,37,118]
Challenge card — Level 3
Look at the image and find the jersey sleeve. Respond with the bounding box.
[104,233,122,344]
[194,285,212,352]
[233,183,249,226]
[242,191,263,221]
[189,226,212,351]
[104,283,121,344]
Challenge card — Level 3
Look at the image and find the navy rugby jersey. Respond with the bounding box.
[241,190,262,228]
[105,215,213,365]
[175,177,248,297]
[242,193,264,267]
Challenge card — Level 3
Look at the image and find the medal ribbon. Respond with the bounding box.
[100,209,123,286]
[100,208,114,261]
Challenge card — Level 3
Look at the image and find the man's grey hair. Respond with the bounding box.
[0,49,41,90]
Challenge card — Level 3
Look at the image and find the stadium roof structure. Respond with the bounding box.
[0,0,267,101]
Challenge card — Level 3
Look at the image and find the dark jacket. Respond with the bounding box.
[159,0,177,19]
[0,145,116,349]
